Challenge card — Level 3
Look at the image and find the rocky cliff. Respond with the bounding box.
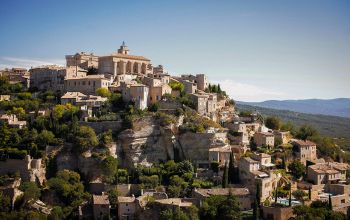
[117,115,228,168]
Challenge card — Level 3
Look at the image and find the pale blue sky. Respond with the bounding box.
[0,0,349,101]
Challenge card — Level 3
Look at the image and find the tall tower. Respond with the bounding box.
[118,41,130,55]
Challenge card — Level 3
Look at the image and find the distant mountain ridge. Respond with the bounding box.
[237,98,350,118]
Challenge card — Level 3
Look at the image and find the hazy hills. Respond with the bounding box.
[237,98,350,118]
[236,103,350,138]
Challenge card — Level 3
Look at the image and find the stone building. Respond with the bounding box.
[61,92,107,108]
[190,92,217,116]
[0,155,46,185]
[254,132,275,147]
[192,187,252,210]
[118,196,136,220]
[209,145,232,166]
[273,131,291,144]
[64,74,110,95]
[141,76,172,104]
[307,162,349,185]
[66,52,99,70]
[121,82,149,110]
[180,74,208,91]
[0,114,26,129]
[29,65,66,91]
[92,194,110,220]
[0,67,30,88]
[99,42,151,77]
[239,156,282,202]
[292,140,317,165]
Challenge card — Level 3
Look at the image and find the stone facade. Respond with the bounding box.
[254,132,275,147]
[92,194,110,220]
[66,52,99,70]
[307,162,349,185]
[292,140,317,165]
[64,74,110,95]
[0,155,46,185]
[99,43,151,77]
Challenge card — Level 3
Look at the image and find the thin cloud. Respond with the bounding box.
[0,57,65,69]
[212,79,287,102]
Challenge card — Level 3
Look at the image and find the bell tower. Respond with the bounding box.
[118,41,130,55]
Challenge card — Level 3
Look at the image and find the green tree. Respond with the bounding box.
[108,187,119,209]
[288,161,306,179]
[73,125,98,152]
[228,152,234,184]
[293,190,307,204]
[265,116,281,130]
[0,192,11,212]
[96,87,111,98]
[101,156,118,183]
[296,124,319,141]
[20,182,41,202]
[222,162,228,188]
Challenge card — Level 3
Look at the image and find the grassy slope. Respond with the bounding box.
[236,104,350,138]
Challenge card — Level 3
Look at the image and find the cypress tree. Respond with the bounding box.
[289,188,292,207]
[253,200,259,220]
[308,187,311,200]
[281,156,286,169]
[222,162,228,188]
[274,187,278,205]
[228,152,234,184]
[256,183,261,206]
[328,194,332,210]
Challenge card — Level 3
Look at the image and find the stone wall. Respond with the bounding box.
[0,156,46,185]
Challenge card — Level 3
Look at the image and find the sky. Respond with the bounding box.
[0,0,349,102]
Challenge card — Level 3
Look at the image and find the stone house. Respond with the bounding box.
[179,74,208,91]
[251,153,275,169]
[64,74,110,95]
[261,206,294,220]
[208,145,232,166]
[0,114,26,129]
[118,196,136,220]
[254,132,275,147]
[121,82,149,110]
[192,187,252,210]
[0,95,10,101]
[273,131,291,144]
[292,140,317,165]
[189,92,217,116]
[92,194,110,220]
[61,92,107,108]
[141,76,172,104]
[0,67,30,88]
[66,52,99,70]
[307,162,349,185]
[239,157,282,202]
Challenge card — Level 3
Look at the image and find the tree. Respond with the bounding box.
[20,182,41,202]
[0,192,11,212]
[293,190,307,204]
[296,124,319,141]
[256,183,261,205]
[49,206,64,220]
[265,117,281,130]
[101,156,118,183]
[217,192,241,220]
[328,194,332,210]
[288,161,306,179]
[228,152,234,184]
[73,125,98,152]
[108,187,119,209]
[222,162,228,188]
[96,88,111,98]
[48,170,89,216]
[199,195,241,220]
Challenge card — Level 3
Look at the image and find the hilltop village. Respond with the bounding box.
[0,43,350,220]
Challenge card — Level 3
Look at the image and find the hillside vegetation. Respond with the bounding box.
[237,104,350,138]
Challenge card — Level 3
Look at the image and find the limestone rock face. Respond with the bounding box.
[117,116,228,169]
[117,117,173,168]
